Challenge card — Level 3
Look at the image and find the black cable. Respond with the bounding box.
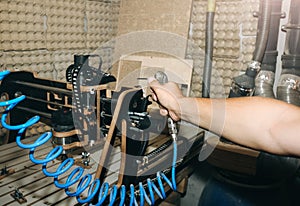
[253,0,272,62]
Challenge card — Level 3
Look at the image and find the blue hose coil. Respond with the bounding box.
[0,70,178,205]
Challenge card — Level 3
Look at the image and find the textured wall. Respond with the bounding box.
[0,0,261,94]
[0,0,121,81]
[0,0,261,139]
[0,0,46,51]
[0,0,121,139]
[188,0,259,98]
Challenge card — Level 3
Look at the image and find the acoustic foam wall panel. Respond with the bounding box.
[45,0,86,50]
[86,0,121,49]
[214,1,241,58]
[241,37,257,64]
[0,0,46,51]
[0,52,5,69]
[0,0,122,140]
[241,0,260,36]
[3,50,54,79]
[188,0,259,97]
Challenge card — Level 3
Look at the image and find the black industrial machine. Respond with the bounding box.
[0,55,204,205]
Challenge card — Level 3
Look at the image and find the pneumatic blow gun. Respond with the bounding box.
[154,71,178,142]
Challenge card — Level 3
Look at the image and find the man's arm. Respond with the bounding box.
[149,78,300,156]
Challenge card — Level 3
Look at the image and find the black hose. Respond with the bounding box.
[261,0,282,70]
[252,0,272,62]
[263,0,282,52]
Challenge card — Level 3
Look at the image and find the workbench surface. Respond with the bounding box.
[0,122,204,206]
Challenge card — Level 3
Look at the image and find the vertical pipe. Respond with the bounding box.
[202,0,216,98]
[285,0,300,55]
[252,0,272,62]
[229,0,272,97]
[277,0,300,106]
[255,0,283,98]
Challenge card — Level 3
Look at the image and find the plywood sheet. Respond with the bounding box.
[116,55,193,96]
[115,59,142,88]
[115,0,193,58]
[117,0,193,37]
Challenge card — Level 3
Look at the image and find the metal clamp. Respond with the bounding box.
[253,11,286,18]
[10,188,27,204]
[282,24,300,31]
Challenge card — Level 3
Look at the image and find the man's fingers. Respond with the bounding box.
[148,77,162,88]
[147,77,157,84]
[148,77,161,102]
[160,108,168,116]
[151,91,158,102]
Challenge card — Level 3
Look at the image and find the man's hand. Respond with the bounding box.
[148,77,184,121]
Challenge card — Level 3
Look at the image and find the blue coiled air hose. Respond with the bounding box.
[0,70,178,205]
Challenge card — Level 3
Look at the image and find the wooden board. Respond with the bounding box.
[117,0,193,37]
[115,55,193,97]
[114,0,194,59]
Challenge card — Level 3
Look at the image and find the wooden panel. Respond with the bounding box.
[115,60,142,88]
[115,0,194,59]
[117,0,193,37]
[117,55,193,96]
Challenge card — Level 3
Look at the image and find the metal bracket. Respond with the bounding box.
[10,188,27,204]
[282,24,300,31]
[0,166,15,180]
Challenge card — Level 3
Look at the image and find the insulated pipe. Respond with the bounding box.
[277,0,300,106]
[260,0,300,185]
[255,0,283,98]
[202,0,216,98]
[285,0,300,55]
